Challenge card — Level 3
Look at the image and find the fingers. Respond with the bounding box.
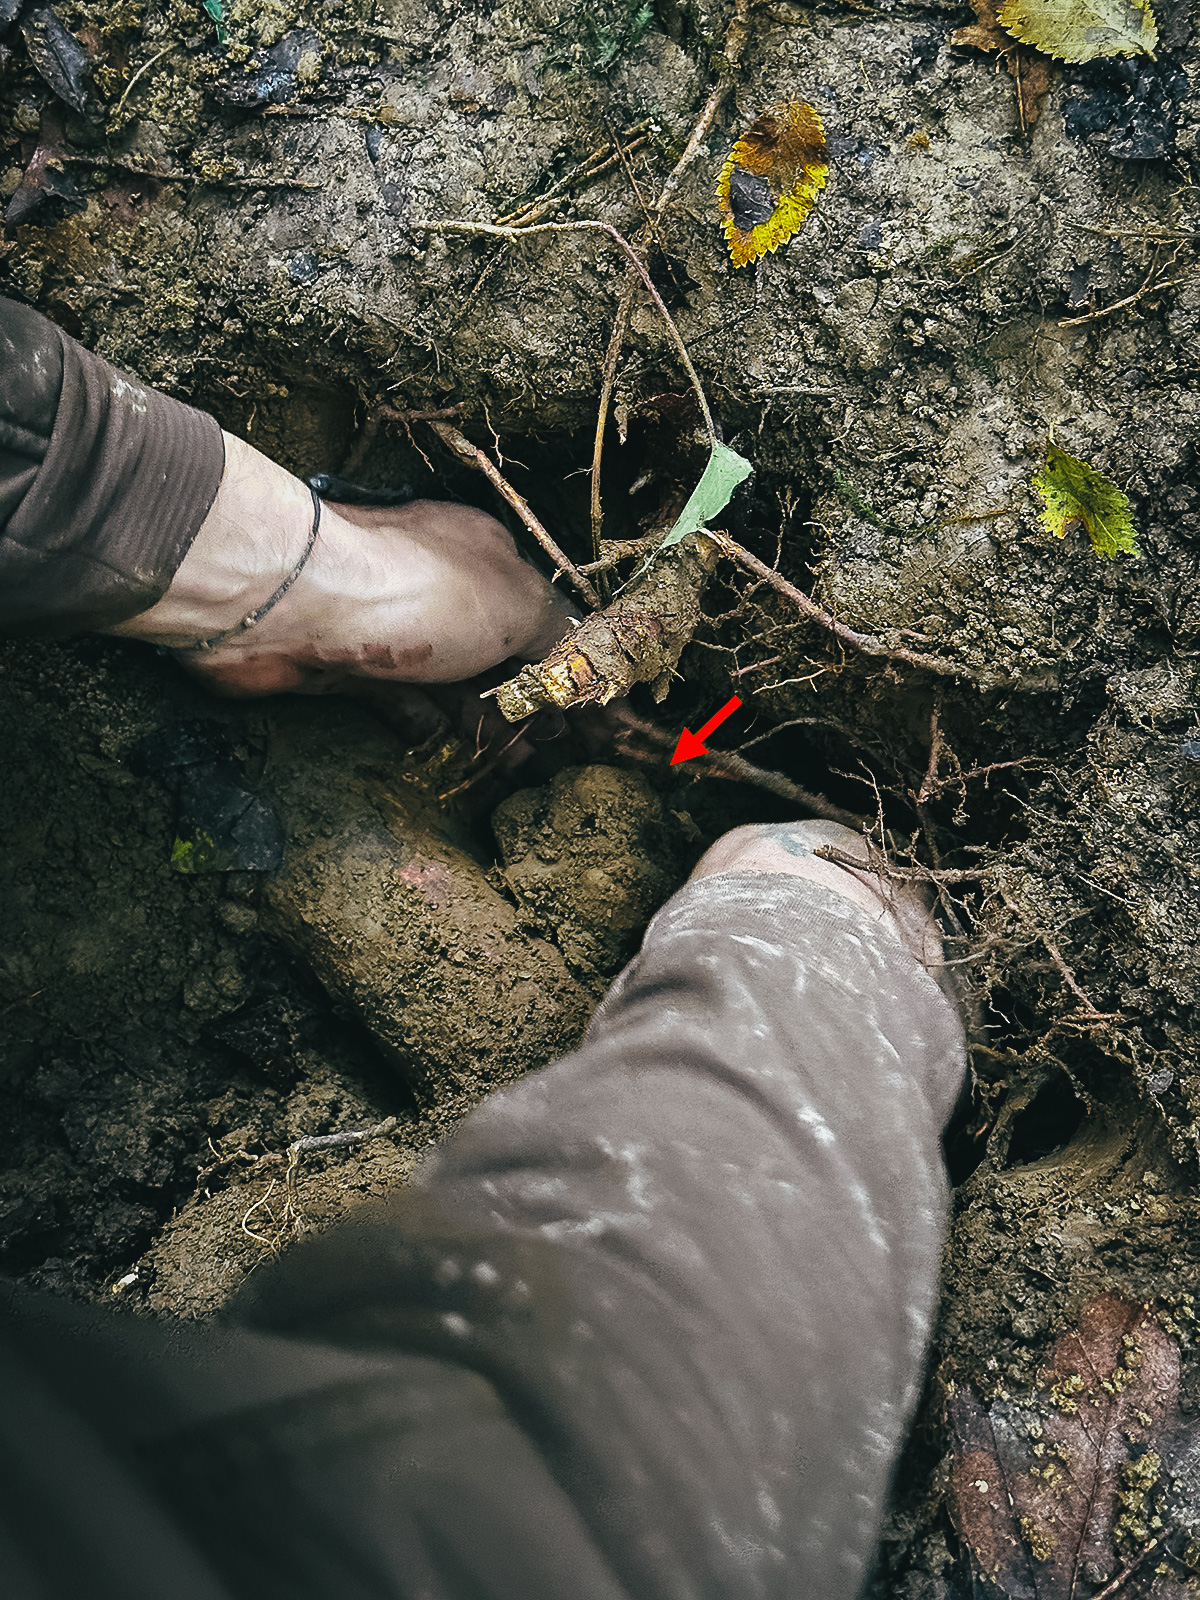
[691,822,941,967]
[163,495,577,693]
[176,650,347,698]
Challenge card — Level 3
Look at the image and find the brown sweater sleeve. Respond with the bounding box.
[0,296,225,635]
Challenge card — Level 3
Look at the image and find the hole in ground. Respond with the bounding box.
[1004,1074,1086,1168]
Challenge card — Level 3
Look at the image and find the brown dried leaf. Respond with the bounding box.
[948,1295,1191,1597]
[716,100,828,269]
[19,4,92,113]
[5,106,84,227]
[952,0,1013,50]
[952,0,1055,127]
[1009,49,1054,128]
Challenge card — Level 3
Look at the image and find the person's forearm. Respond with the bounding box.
[0,296,224,635]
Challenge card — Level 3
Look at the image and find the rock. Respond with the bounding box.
[493,764,682,973]
[261,700,593,1106]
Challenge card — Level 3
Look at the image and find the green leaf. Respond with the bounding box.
[660,443,754,549]
[997,0,1157,63]
[201,0,227,42]
[1032,441,1140,560]
[170,829,232,873]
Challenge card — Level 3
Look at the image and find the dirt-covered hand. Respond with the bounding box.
[691,820,941,967]
[108,431,575,696]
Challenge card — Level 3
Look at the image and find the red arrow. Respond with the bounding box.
[670,695,743,766]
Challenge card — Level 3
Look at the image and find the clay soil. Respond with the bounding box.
[3,0,1200,1592]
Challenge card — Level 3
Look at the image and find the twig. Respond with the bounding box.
[707,531,971,680]
[437,723,530,800]
[1089,1532,1167,1600]
[1039,929,1102,1016]
[1067,221,1199,243]
[68,153,321,191]
[592,276,644,555]
[111,43,179,123]
[924,756,1044,794]
[589,0,750,550]
[613,708,864,827]
[694,748,866,828]
[343,403,461,478]
[998,886,1103,1016]
[205,174,323,191]
[496,126,651,228]
[1059,268,1192,328]
[732,655,782,677]
[917,697,944,807]
[415,219,713,444]
[912,695,947,867]
[814,846,983,884]
[377,405,462,423]
[602,109,660,250]
[578,532,665,573]
[427,420,601,609]
[284,1115,399,1222]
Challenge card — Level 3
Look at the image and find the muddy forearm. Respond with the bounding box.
[0,295,223,635]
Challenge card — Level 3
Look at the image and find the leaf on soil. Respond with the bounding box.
[1009,48,1055,127]
[997,0,1158,63]
[948,1294,1190,1598]
[659,442,754,550]
[19,5,92,113]
[201,0,227,44]
[1033,440,1141,559]
[5,106,84,226]
[951,0,1056,126]
[717,100,828,269]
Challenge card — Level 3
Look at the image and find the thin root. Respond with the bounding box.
[427,420,601,609]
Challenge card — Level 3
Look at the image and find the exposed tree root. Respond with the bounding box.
[427,419,602,610]
[486,534,719,719]
[613,708,865,828]
[707,531,972,680]
[283,1116,399,1233]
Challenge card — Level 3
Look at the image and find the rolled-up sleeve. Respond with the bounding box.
[0,295,224,634]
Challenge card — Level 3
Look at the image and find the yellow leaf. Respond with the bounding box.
[997,0,1157,63]
[717,100,828,269]
[1032,441,1141,560]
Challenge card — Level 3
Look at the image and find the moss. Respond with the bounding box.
[1114,1449,1163,1550]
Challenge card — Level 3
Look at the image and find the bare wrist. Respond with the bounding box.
[108,432,314,648]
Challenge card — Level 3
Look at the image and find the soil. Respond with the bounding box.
[3,0,1200,1592]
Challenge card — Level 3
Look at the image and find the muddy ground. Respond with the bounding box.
[3,0,1200,1592]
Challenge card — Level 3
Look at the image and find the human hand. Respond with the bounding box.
[109,432,576,697]
[691,820,941,967]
